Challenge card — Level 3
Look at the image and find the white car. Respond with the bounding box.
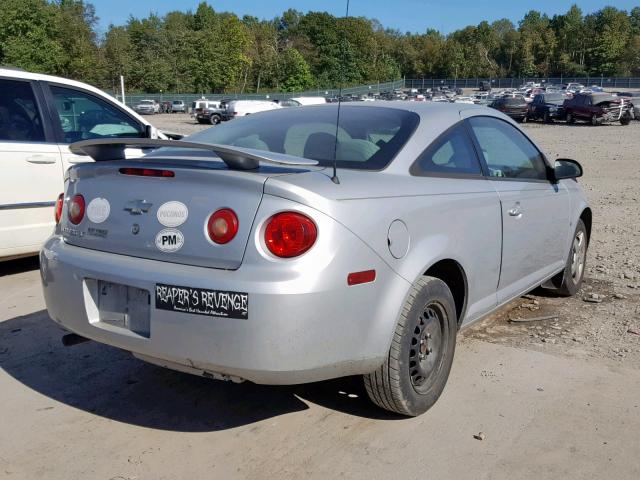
[0,67,167,261]
[288,96,327,106]
[133,99,160,115]
[226,100,281,118]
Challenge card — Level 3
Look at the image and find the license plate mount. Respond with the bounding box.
[96,280,151,337]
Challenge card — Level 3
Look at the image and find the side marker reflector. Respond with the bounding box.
[347,270,376,286]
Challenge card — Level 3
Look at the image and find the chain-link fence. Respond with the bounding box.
[109,76,639,109]
[404,77,640,90]
[111,79,405,109]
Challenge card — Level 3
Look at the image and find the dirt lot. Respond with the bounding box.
[1,114,639,479]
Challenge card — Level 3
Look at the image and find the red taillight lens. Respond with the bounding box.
[119,167,174,177]
[264,212,317,258]
[54,193,64,223]
[207,208,239,244]
[68,194,85,225]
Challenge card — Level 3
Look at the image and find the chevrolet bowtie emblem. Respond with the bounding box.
[124,200,153,215]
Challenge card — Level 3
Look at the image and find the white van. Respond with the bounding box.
[0,67,168,261]
[226,100,281,118]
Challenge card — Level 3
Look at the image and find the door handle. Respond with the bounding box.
[26,155,57,164]
[508,203,523,217]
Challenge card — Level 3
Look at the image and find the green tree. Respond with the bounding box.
[279,48,313,92]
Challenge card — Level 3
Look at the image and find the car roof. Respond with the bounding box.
[0,67,151,126]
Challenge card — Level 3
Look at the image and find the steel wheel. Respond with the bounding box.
[364,276,457,416]
[409,303,448,394]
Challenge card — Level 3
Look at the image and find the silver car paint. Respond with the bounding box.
[40,102,590,384]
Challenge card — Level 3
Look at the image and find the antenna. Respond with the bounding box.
[331,0,350,185]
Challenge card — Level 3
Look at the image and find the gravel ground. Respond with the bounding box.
[147,113,640,368]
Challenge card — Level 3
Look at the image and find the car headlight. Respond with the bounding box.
[549,106,557,112]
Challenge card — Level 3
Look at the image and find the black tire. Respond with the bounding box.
[543,111,552,123]
[364,277,457,416]
[566,111,575,124]
[546,219,588,296]
[210,114,221,125]
[591,114,601,126]
[620,114,631,126]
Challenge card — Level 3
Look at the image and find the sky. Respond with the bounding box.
[92,0,639,34]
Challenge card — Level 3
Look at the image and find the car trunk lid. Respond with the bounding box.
[62,160,278,269]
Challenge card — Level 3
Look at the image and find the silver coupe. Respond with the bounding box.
[40,102,590,416]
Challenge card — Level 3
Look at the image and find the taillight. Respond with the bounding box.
[264,212,317,258]
[119,167,174,177]
[68,194,85,225]
[207,208,238,244]
[54,193,64,223]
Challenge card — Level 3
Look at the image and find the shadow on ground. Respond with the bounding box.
[0,309,401,432]
[0,255,39,277]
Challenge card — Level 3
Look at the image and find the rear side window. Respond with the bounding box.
[468,116,548,181]
[411,123,482,176]
[49,85,144,143]
[0,79,45,142]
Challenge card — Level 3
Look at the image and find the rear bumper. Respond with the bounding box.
[40,235,410,384]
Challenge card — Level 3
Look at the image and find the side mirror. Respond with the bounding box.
[554,158,583,181]
[144,124,153,138]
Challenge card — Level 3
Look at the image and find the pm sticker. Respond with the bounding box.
[157,201,188,227]
[155,229,184,252]
[87,198,110,224]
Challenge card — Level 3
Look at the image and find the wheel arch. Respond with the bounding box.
[422,259,468,327]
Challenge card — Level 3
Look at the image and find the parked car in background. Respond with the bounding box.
[565,83,584,94]
[196,103,229,125]
[0,67,170,261]
[563,93,633,126]
[42,102,589,417]
[226,100,281,118]
[280,96,327,107]
[489,96,530,122]
[171,100,186,113]
[133,99,160,115]
[479,81,492,91]
[191,99,218,118]
[528,92,567,123]
[615,91,640,120]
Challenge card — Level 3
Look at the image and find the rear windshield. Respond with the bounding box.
[185,105,420,170]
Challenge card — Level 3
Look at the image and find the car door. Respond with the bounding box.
[408,122,501,323]
[467,116,571,304]
[575,95,590,119]
[42,83,148,172]
[0,77,63,259]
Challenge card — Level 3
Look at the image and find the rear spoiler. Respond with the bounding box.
[69,138,318,170]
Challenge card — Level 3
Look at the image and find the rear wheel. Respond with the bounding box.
[591,114,601,126]
[546,219,588,296]
[364,277,457,416]
[620,114,631,126]
[209,114,221,125]
[566,111,575,124]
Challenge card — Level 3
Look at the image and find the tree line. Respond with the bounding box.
[1,0,639,94]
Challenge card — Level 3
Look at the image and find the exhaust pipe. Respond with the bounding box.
[62,333,91,347]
